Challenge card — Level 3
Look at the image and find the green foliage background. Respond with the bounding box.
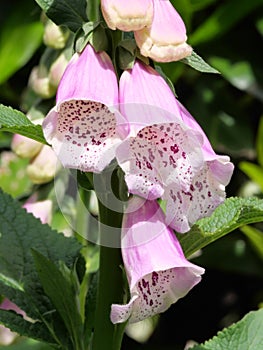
[0,0,263,349]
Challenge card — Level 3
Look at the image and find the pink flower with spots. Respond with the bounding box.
[134,0,192,62]
[116,60,234,233]
[111,197,204,324]
[42,44,126,173]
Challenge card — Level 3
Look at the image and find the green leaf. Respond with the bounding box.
[177,197,263,258]
[32,250,84,350]
[0,337,55,350]
[0,104,47,144]
[240,225,263,260]
[190,0,263,45]
[239,161,263,191]
[0,310,56,347]
[191,308,263,350]
[0,189,82,344]
[181,51,220,74]
[0,2,43,84]
[35,0,88,32]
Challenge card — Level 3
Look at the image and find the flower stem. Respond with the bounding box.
[92,171,125,350]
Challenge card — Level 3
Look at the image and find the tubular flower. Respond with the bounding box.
[101,0,153,31]
[134,0,192,62]
[116,60,234,233]
[42,44,125,173]
[23,197,53,224]
[111,197,205,324]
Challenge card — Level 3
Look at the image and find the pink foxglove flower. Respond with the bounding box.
[101,0,153,31]
[111,197,204,324]
[43,44,125,173]
[116,60,234,232]
[134,0,192,62]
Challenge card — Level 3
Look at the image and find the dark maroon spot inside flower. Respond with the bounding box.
[152,271,159,286]
[170,144,179,154]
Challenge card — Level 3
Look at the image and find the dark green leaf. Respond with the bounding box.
[0,189,81,343]
[32,250,84,349]
[0,104,47,144]
[35,0,88,32]
[191,309,263,350]
[256,117,263,167]
[178,197,263,258]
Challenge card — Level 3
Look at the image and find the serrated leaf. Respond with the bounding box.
[32,250,84,350]
[35,0,88,32]
[0,189,81,344]
[191,309,263,350]
[0,310,56,347]
[0,1,43,84]
[181,51,220,74]
[0,104,47,144]
[177,197,263,258]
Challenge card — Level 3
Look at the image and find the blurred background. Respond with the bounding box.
[0,0,263,349]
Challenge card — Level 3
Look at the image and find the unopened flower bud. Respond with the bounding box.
[28,66,56,99]
[49,51,70,88]
[134,0,192,62]
[27,145,60,184]
[11,134,43,159]
[43,19,69,49]
[101,0,153,31]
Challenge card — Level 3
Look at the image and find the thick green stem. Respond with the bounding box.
[92,172,125,350]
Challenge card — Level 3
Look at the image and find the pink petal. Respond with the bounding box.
[119,61,182,136]
[101,0,153,31]
[23,199,52,224]
[111,198,204,324]
[43,44,123,172]
[134,0,192,62]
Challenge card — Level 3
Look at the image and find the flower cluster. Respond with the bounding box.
[101,0,192,62]
[42,1,234,325]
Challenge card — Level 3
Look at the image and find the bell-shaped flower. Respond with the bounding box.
[116,60,234,233]
[101,0,153,31]
[111,197,204,324]
[134,0,192,62]
[43,44,125,173]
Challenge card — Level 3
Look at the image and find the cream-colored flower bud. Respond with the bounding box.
[28,66,56,99]
[49,51,69,88]
[43,19,69,49]
[11,134,43,159]
[27,145,60,184]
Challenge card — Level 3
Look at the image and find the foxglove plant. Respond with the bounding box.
[111,197,205,324]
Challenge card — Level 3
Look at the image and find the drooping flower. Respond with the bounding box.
[116,60,234,232]
[134,0,192,62]
[101,0,153,31]
[42,44,125,173]
[111,197,205,324]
